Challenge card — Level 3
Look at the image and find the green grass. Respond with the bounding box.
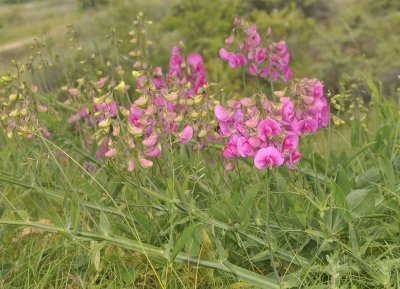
[1,87,400,288]
[1,1,400,288]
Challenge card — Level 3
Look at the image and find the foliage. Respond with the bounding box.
[1,1,400,288]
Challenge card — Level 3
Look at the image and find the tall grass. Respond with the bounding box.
[1,2,400,289]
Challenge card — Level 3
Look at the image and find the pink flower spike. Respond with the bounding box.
[178,125,193,144]
[258,119,281,141]
[142,134,159,147]
[254,147,284,170]
[214,104,232,122]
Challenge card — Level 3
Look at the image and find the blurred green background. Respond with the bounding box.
[0,0,399,93]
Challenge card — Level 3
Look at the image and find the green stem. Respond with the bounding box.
[0,220,280,289]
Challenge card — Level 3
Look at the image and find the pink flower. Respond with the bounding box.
[144,146,161,158]
[42,129,51,138]
[281,134,299,152]
[225,35,234,45]
[68,88,79,96]
[138,155,153,169]
[249,136,261,148]
[219,48,231,61]
[214,104,232,122]
[127,160,135,172]
[178,125,193,144]
[298,119,318,134]
[224,162,235,171]
[223,144,238,159]
[187,53,204,70]
[237,137,254,157]
[287,150,301,169]
[105,148,117,158]
[258,119,281,141]
[254,147,284,170]
[142,135,159,147]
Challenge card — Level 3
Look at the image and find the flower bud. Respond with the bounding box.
[105,148,118,158]
[114,81,126,91]
[134,95,148,107]
[9,108,19,117]
[93,95,106,104]
[112,123,120,136]
[9,94,17,102]
[127,124,143,137]
[164,92,178,102]
[105,95,113,105]
[119,106,130,116]
[198,128,208,138]
[132,70,144,78]
[98,117,111,128]
[174,114,184,123]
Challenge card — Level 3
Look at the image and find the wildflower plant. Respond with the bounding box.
[215,18,329,170]
[0,62,50,139]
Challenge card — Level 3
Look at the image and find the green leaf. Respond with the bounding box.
[100,212,110,234]
[336,165,351,195]
[346,189,375,217]
[171,223,203,261]
[379,156,395,190]
[373,125,391,152]
[239,184,259,226]
[356,167,382,188]
[330,178,352,223]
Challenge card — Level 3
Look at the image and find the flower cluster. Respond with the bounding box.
[0,73,50,139]
[125,46,219,169]
[216,19,329,170]
[215,79,329,170]
[219,17,292,82]
[66,46,218,172]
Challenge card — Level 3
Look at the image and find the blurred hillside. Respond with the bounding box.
[0,0,399,93]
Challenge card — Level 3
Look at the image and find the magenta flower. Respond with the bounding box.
[287,150,301,169]
[258,119,281,141]
[281,134,299,152]
[214,104,232,122]
[142,134,159,147]
[254,147,284,169]
[223,143,239,159]
[237,137,255,157]
[144,146,161,158]
[178,125,193,144]
[298,119,318,134]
